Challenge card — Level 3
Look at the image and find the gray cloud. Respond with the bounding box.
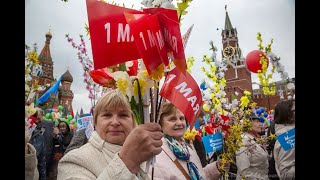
[26,0,294,113]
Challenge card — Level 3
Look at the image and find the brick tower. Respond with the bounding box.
[58,69,74,117]
[221,6,253,103]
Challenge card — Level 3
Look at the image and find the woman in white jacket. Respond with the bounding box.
[236,113,269,180]
[57,89,163,179]
[273,99,295,179]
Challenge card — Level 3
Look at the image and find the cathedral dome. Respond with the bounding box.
[46,31,52,38]
[61,69,73,83]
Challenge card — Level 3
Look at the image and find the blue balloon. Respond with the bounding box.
[259,117,265,123]
[200,82,207,90]
[256,109,262,115]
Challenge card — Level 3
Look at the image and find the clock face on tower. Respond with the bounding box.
[223,45,235,58]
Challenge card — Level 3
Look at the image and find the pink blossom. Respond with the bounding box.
[67,37,73,42]
[81,48,86,54]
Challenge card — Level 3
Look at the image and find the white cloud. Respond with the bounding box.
[26,0,294,111]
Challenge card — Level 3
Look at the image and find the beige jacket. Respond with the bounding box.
[236,133,269,180]
[149,138,221,180]
[274,124,295,179]
[57,131,149,180]
[25,143,39,180]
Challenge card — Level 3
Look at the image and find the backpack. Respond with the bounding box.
[267,122,280,180]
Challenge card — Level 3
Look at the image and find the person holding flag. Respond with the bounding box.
[57,89,163,179]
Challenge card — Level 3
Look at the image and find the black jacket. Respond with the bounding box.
[29,127,46,180]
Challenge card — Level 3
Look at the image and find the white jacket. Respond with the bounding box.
[57,131,149,180]
[236,133,269,180]
[274,124,295,179]
[149,138,222,179]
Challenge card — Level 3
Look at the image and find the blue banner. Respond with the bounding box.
[76,115,94,139]
[194,119,201,130]
[202,133,223,153]
[37,76,62,104]
[276,128,295,151]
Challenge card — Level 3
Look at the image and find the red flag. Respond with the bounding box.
[160,67,202,127]
[86,0,142,70]
[127,59,138,76]
[143,8,187,71]
[143,7,179,22]
[124,13,167,75]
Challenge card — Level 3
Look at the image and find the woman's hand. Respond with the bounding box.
[119,123,163,174]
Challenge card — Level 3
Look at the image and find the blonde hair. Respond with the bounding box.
[159,102,179,126]
[35,107,43,120]
[93,89,136,126]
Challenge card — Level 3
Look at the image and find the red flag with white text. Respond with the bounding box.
[86,0,142,70]
[124,13,167,75]
[143,8,186,71]
[160,67,202,127]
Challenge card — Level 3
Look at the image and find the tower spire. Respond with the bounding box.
[224,5,233,30]
[38,30,53,62]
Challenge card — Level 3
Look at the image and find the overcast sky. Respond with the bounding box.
[25,0,295,114]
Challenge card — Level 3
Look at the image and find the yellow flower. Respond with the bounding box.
[183,128,197,141]
[112,71,133,99]
[187,56,194,73]
[244,91,251,96]
[210,65,217,73]
[25,103,37,118]
[150,64,164,81]
[268,133,276,140]
[27,51,39,64]
[240,96,249,109]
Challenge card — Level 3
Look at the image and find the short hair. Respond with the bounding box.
[35,107,43,119]
[93,89,136,126]
[159,102,180,126]
[274,99,295,124]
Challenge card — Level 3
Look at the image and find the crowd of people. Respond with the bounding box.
[25,89,295,180]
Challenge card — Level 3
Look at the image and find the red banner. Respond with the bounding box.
[160,67,202,127]
[124,13,167,75]
[144,8,187,71]
[86,0,142,70]
[86,1,186,72]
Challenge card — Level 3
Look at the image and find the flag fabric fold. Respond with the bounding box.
[37,76,62,104]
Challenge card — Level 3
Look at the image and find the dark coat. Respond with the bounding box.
[41,120,54,169]
[29,127,46,180]
[65,128,88,155]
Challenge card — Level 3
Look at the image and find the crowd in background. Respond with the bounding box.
[25,91,295,180]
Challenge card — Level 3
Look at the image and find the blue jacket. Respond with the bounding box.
[29,127,46,180]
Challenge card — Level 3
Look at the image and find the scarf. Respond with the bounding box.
[165,135,203,180]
